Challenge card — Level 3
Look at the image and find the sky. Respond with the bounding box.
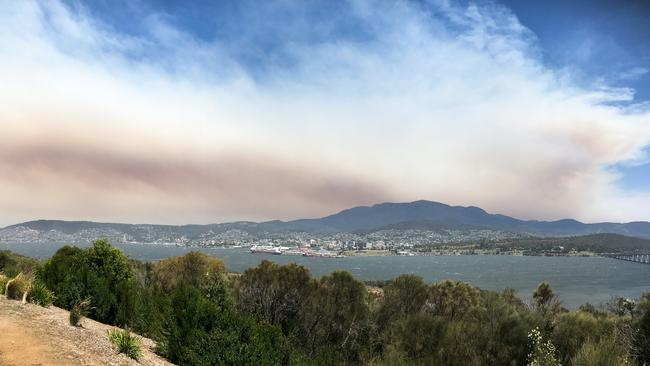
[1,0,650,226]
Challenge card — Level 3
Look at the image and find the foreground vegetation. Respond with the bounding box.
[1,241,649,365]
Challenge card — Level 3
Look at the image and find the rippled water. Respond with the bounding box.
[2,242,649,308]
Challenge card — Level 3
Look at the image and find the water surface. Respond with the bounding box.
[2,242,649,308]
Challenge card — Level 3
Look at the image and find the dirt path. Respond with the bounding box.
[0,296,174,366]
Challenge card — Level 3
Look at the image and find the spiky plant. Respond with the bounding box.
[69,298,91,326]
[28,281,55,307]
[108,327,141,360]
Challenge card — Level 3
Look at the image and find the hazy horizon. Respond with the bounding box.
[2,1,650,226]
[5,199,650,228]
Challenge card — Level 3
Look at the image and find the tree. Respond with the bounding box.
[235,260,315,334]
[533,282,555,309]
[551,311,616,364]
[150,252,225,292]
[164,282,290,366]
[607,296,636,317]
[83,239,134,324]
[149,251,231,312]
[385,313,445,364]
[39,245,85,309]
[300,270,370,362]
[375,274,428,332]
[39,240,135,325]
[532,282,562,330]
[474,292,532,365]
[427,280,480,320]
[434,292,533,366]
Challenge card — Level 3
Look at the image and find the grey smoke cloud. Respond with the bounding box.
[0,1,649,225]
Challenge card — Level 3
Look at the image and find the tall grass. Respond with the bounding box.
[5,272,30,301]
[108,327,141,360]
[29,281,55,307]
[0,273,7,295]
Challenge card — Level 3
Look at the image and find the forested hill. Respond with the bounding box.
[497,233,650,253]
[285,201,650,237]
[2,200,650,241]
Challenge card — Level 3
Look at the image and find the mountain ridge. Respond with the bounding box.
[3,200,650,240]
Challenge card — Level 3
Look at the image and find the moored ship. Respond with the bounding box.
[250,245,282,255]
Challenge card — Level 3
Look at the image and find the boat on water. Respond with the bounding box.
[250,245,282,255]
[303,250,345,258]
[283,249,307,256]
[249,245,345,258]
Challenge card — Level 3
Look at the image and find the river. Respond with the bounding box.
[2,242,649,308]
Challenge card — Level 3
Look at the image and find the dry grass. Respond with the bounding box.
[0,273,8,295]
[5,272,31,301]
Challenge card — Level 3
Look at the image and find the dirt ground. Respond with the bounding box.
[0,296,174,366]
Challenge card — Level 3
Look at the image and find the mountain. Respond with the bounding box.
[2,200,650,241]
[281,200,650,238]
[284,200,517,232]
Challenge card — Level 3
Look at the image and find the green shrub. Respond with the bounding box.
[163,283,290,365]
[108,327,141,360]
[70,298,91,326]
[29,281,55,307]
[551,310,616,364]
[570,335,631,366]
[39,245,84,309]
[40,240,135,325]
[235,260,313,334]
[5,273,31,301]
[151,251,225,293]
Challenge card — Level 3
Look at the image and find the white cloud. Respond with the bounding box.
[0,0,649,225]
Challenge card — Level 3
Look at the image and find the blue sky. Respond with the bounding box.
[64,0,650,195]
[1,0,649,224]
[66,0,650,92]
[501,0,650,191]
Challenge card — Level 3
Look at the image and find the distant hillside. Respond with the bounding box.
[2,200,650,242]
[282,201,650,238]
[498,233,650,253]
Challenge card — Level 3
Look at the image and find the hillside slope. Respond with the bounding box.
[0,296,173,366]
[3,200,650,240]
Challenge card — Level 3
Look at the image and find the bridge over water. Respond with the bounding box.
[602,253,650,264]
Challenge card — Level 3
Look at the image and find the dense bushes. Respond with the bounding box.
[235,260,315,334]
[150,251,225,292]
[635,293,650,364]
[3,241,650,365]
[39,240,135,325]
[0,250,39,277]
[570,335,632,366]
[163,283,290,365]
